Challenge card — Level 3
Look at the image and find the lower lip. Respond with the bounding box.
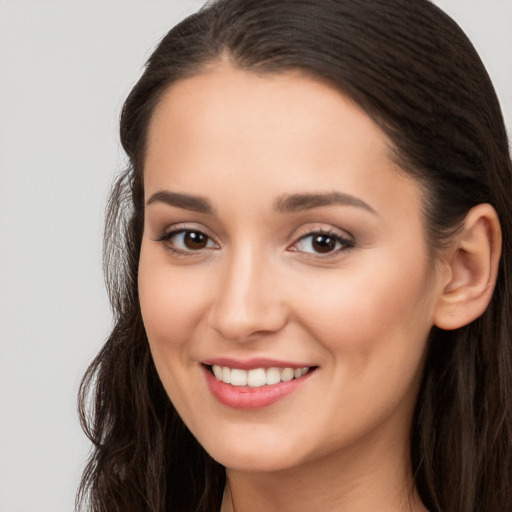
[203,366,313,410]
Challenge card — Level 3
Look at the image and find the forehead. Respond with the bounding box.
[147,64,391,160]
[143,63,422,221]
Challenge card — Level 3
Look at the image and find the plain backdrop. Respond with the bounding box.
[0,1,510,511]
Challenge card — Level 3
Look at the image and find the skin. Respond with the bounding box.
[138,63,450,511]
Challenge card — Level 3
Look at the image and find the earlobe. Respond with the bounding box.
[434,203,502,330]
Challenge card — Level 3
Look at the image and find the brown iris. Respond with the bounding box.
[183,231,209,250]
[311,233,337,253]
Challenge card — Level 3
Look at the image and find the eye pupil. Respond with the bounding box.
[312,234,336,253]
[184,231,208,249]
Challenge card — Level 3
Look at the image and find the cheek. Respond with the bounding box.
[287,256,433,443]
[138,255,204,380]
[293,249,434,363]
[138,249,208,357]
[138,251,211,414]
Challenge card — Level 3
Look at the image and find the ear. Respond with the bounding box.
[434,203,502,330]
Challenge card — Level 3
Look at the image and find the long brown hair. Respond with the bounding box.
[77,1,512,510]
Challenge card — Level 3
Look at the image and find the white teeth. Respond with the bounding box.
[230,368,247,386]
[211,365,311,388]
[247,368,266,387]
[213,365,223,380]
[266,367,281,385]
[280,367,294,382]
[222,366,231,384]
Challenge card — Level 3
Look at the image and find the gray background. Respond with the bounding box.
[0,1,510,511]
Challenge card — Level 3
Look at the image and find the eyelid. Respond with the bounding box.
[287,224,355,257]
[153,222,217,240]
[290,223,354,243]
[152,222,354,258]
[153,223,220,253]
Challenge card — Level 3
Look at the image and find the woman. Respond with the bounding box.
[77,1,512,511]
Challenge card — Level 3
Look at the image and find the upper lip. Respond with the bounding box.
[202,357,315,371]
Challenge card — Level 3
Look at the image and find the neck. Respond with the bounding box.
[220,427,428,512]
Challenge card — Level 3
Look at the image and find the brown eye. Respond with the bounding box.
[311,234,337,253]
[159,229,218,253]
[293,231,354,256]
[183,231,209,250]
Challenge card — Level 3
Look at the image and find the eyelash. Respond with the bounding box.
[153,228,218,257]
[154,227,355,258]
[291,229,355,258]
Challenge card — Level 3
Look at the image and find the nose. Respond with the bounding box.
[207,245,288,342]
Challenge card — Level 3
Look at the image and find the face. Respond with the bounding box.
[139,64,444,473]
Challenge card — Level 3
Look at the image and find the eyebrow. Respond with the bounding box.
[273,191,377,215]
[146,190,376,216]
[146,191,214,214]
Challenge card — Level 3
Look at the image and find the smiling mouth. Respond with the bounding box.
[206,364,315,388]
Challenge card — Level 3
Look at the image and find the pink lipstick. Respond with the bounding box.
[201,359,316,410]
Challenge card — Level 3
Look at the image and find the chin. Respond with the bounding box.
[212,450,300,473]
[197,427,315,473]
